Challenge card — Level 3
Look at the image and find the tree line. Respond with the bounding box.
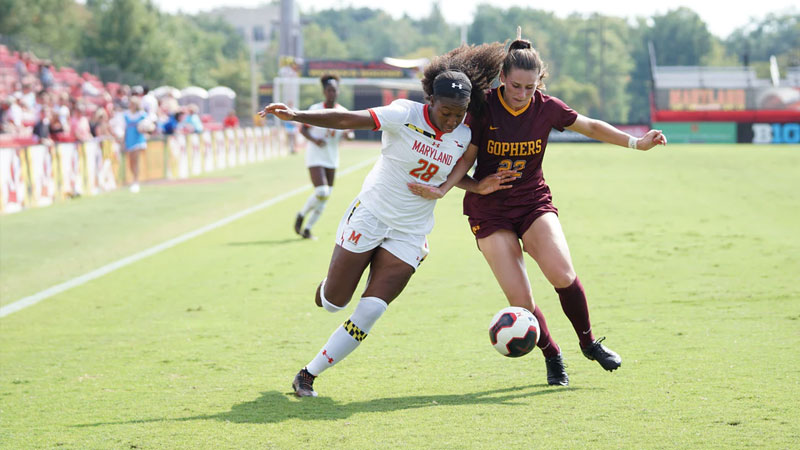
[1,0,797,123]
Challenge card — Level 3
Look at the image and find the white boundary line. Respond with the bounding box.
[0,156,378,318]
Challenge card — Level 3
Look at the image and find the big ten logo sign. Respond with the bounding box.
[752,123,800,144]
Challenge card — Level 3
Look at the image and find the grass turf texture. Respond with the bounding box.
[1,143,798,448]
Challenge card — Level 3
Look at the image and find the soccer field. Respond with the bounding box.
[1,142,799,448]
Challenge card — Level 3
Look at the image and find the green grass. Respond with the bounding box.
[1,143,799,448]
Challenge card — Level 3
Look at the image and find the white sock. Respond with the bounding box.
[305,297,388,376]
[299,193,319,217]
[303,198,328,231]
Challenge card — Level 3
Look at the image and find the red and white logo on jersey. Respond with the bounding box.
[347,230,362,245]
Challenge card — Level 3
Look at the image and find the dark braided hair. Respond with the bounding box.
[502,27,548,90]
[421,42,505,115]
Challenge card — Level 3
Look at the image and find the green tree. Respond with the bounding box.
[648,7,712,65]
[0,0,88,66]
[302,23,348,59]
[81,0,179,85]
[726,11,800,66]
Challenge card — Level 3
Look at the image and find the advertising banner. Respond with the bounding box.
[57,143,84,199]
[216,130,228,170]
[235,128,247,164]
[737,122,800,144]
[27,145,57,207]
[0,148,29,213]
[202,132,215,173]
[245,128,256,163]
[188,133,203,176]
[167,135,189,179]
[652,122,737,143]
[303,60,415,79]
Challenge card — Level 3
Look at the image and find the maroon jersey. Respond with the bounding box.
[463,87,577,219]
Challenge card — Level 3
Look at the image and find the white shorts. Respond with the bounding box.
[305,143,338,169]
[335,198,429,269]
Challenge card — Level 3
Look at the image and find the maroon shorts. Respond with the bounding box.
[467,203,558,240]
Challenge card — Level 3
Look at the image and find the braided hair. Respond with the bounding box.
[421,42,505,115]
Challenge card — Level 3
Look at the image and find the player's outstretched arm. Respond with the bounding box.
[409,144,515,199]
[567,114,667,150]
[259,103,375,130]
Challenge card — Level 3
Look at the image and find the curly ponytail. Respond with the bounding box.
[421,42,505,115]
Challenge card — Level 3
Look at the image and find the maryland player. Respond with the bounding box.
[294,74,354,239]
[260,43,514,397]
[410,29,667,386]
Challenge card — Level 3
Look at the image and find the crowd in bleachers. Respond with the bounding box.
[0,45,233,148]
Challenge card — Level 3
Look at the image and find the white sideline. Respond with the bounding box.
[0,156,378,318]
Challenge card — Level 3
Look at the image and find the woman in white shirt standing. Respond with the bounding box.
[294,74,354,240]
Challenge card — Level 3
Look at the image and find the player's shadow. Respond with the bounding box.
[226,239,300,246]
[74,384,581,427]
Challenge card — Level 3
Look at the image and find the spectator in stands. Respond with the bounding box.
[1,96,24,135]
[223,109,239,128]
[140,85,159,122]
[33,105,55,145]
[71,101,93,142]
[39,61,55,90]
[113,85,130,110]
[109,103,126,141]
[161,110,185,135]
[55,92,72,137]
[160,92,180,117]
[17,83,36,111]
[15,53,28,80]
[180,104,204,133]
[89,108,110,138]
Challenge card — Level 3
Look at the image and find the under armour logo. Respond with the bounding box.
[452,83,463,89]
[323,349,334,364]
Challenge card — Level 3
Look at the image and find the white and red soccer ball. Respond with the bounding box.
[489,306,540,357]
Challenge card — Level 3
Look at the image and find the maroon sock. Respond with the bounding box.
[555,277,595,348]
[532,305,561,358]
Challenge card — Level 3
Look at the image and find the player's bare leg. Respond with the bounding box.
[522,213,621,371]
[477,229,568,385]
[315,244,374,309]
[297,247,413,397]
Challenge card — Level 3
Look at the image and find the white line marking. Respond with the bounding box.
[0,156,377,318]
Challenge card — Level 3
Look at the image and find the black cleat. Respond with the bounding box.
[581,337,622,371]
[301,228,317,240]
[294,213,304,235]
[292,368,318,397]
[544,353,569,386]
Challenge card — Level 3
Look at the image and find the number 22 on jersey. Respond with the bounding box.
[497,159,526,177]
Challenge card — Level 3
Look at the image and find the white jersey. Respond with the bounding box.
[359,99,470,235]
[304,102,349,168]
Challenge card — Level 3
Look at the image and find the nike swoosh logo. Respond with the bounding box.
[489,126,499,130]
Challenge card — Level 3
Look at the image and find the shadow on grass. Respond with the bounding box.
[226,239,301,246]
[74,384,583,426]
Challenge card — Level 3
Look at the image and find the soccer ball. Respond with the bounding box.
[488,306,540,357]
